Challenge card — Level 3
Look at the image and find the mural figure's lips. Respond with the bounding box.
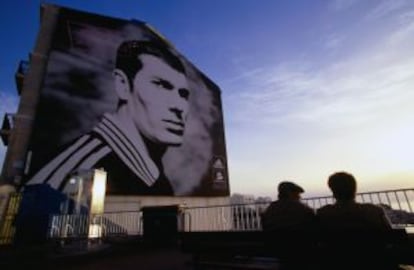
[163,119,185,136]
[163,119,185,128]
[166,128,184,136]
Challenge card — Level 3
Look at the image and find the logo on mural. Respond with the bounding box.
[211,156,227,188]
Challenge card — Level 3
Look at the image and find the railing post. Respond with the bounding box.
[403,190,413,213]
[393,191,403,210]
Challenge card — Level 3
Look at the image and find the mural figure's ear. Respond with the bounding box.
[113,69,131,101]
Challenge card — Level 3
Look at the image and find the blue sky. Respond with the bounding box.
[1,0,414,198]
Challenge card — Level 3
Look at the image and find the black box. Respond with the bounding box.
[142,205,182,245]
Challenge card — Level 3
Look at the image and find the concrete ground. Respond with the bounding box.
[0,239,193,270]
[1,234,413,270]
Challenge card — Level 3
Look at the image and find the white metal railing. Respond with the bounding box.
[302,188,414,227]
[181,203,268,232]
[181,188,414,232]
[302,188,414,212]
[48,211,142,238]
[47,188,414,238]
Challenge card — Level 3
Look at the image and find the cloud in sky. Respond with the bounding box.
[0,91,18,113]
[323,34,346,50]
[389,13,414,46]
[331,0,359,11]
[365,0,409,21]
[226,15,414,133]
[223,4,414,196]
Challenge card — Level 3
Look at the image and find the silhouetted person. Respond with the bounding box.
[316,171,396,270]
[262,181,316,270]
[317,171,392,230]
[262,181,315,231]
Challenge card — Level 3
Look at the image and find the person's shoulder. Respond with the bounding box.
[316,204,334,214]
[269,200,279,205]
[360,203,386,213]
[263,200,278,212]
[266,200,278,208]
[296,201,314,211]
[317,204,334,211]
[360,203,381,209]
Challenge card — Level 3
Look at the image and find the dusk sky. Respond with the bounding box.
[1,0,413,198]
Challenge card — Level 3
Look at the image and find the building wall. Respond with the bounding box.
[103,196,232,233]
[19,4,229,197]
[0,5,60,186]
[1,6,231,241]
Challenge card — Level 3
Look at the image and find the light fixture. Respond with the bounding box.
[88,168,107,239]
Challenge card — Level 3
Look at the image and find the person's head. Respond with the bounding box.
[327,171,357,201]
[114,40,190,146]
[278,181,304,200]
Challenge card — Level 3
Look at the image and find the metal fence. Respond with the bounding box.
[48,211,142,239]
[181,202,268,232]
[303,188,414,212]
[2,188,413,242]
[303,188,414,227]
[46,188,414,238]
[179,188,414,232]
[0,193,22,244]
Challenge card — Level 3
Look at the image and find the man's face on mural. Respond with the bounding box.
[128,54,190,145]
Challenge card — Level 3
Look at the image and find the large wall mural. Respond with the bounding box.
[24,7,229,196]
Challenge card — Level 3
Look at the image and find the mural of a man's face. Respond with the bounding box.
[128,54,190,145]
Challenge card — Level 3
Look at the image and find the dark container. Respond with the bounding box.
[14,184,67,245]
[142,205,182,245]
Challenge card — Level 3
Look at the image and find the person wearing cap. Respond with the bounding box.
[261,181,315,231]
[261,181,316,269]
